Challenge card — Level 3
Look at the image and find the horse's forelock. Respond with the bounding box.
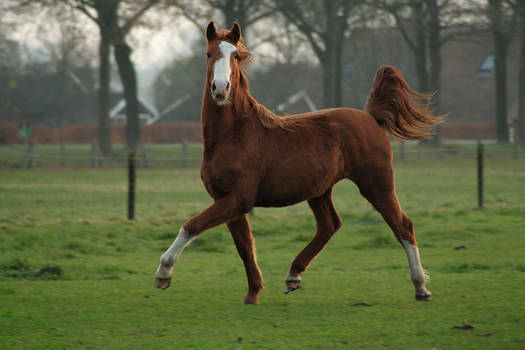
[213,31,252,68]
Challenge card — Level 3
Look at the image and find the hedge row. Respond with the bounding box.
[0,122,202,144]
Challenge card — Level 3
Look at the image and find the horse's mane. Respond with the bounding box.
[218,33,286,129]
[253,103,287,128]
[236,40,253,69]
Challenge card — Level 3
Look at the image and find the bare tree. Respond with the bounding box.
[170,0,273,45]
[273,0,367,108]
[488,0,514,143]
[518,0,525,143]
[207,0,273,34]
[0,9,22,122]
[42,16,89,161]
[371,0,485,144]
[12,0,114,153]
[508,0,525,144]
[7,0,163,150]
[55,0,160,151]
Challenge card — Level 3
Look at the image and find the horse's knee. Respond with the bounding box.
[398,215,416,244]
[182,219,200,236]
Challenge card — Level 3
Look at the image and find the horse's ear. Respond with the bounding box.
[206,21,217,41]
[229,22,241,44]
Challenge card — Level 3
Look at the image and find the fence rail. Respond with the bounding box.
[0,141,522,169]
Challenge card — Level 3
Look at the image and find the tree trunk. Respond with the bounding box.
[224,0,247,29]
[58,66,67,167]
[98,30,112,155]
[333,39,343,107]
[322,0,336,108]
[321,54,334,108]
[490,0,509,143]
[427,0,442,145]
[494,46,509,143]
[332,11,347,108]
[114,42,140,150]
[224,4,249,43]
[413,1,429,92]
[518,0,525,144]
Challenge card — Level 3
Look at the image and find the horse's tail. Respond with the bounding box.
[365,65,443,141]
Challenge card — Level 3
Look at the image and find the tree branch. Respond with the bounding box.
[121,0,159,36]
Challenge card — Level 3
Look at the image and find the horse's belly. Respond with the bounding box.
[255,170,340,207]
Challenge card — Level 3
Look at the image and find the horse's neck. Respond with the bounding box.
[201,90,255,147]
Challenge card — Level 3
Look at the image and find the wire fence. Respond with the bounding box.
[392,140,523,162]
[0,142,203,169]
[0,140,522,169]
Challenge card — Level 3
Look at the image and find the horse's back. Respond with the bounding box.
[283,107,392,169]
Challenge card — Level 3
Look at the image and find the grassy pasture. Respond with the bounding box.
[0,147,524,349]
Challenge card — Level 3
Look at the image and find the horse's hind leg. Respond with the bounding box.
[285,188,342,294]
[227,215,263,304]
[357,173,431,301]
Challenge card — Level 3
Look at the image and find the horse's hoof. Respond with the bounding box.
[284,281,301,294]
[155,277,172,290]
[415,292,431,301]
[242,299,258,305]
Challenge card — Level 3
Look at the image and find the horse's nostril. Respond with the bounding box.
[226,81,230,90]
[212,81,216,91]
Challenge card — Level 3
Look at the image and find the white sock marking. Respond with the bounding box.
[401,239,426,283]
[285,270,301,282]
[156,227,194,279]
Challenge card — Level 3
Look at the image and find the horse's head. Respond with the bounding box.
[205,21,251,106]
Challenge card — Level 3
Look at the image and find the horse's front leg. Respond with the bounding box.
[155,194,250,290]
[227,215,263,304]
[154,227,193,290]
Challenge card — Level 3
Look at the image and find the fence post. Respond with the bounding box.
[137,143,150,168]
[438,136,444,161]
[91,140,104,168]
[514,134,520,159]
[477,141,484,209]
[60,141,65,167]
[182,140,188,168]
[21,140,35,169]
[128,149,136,220]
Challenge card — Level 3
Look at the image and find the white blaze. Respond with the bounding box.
[213,41,237,91]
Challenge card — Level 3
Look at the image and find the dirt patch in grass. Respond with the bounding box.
[0,258,63,280]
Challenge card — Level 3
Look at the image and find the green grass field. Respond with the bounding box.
[0,146,524,349]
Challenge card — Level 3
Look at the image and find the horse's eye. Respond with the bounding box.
[234,54,240,60]
[207,52,211,58]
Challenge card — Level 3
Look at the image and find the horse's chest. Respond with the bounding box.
[201,159,239,199]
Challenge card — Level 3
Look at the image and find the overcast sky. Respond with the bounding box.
[8,12,201,89]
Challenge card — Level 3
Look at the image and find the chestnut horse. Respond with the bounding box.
[155,22,442,304]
